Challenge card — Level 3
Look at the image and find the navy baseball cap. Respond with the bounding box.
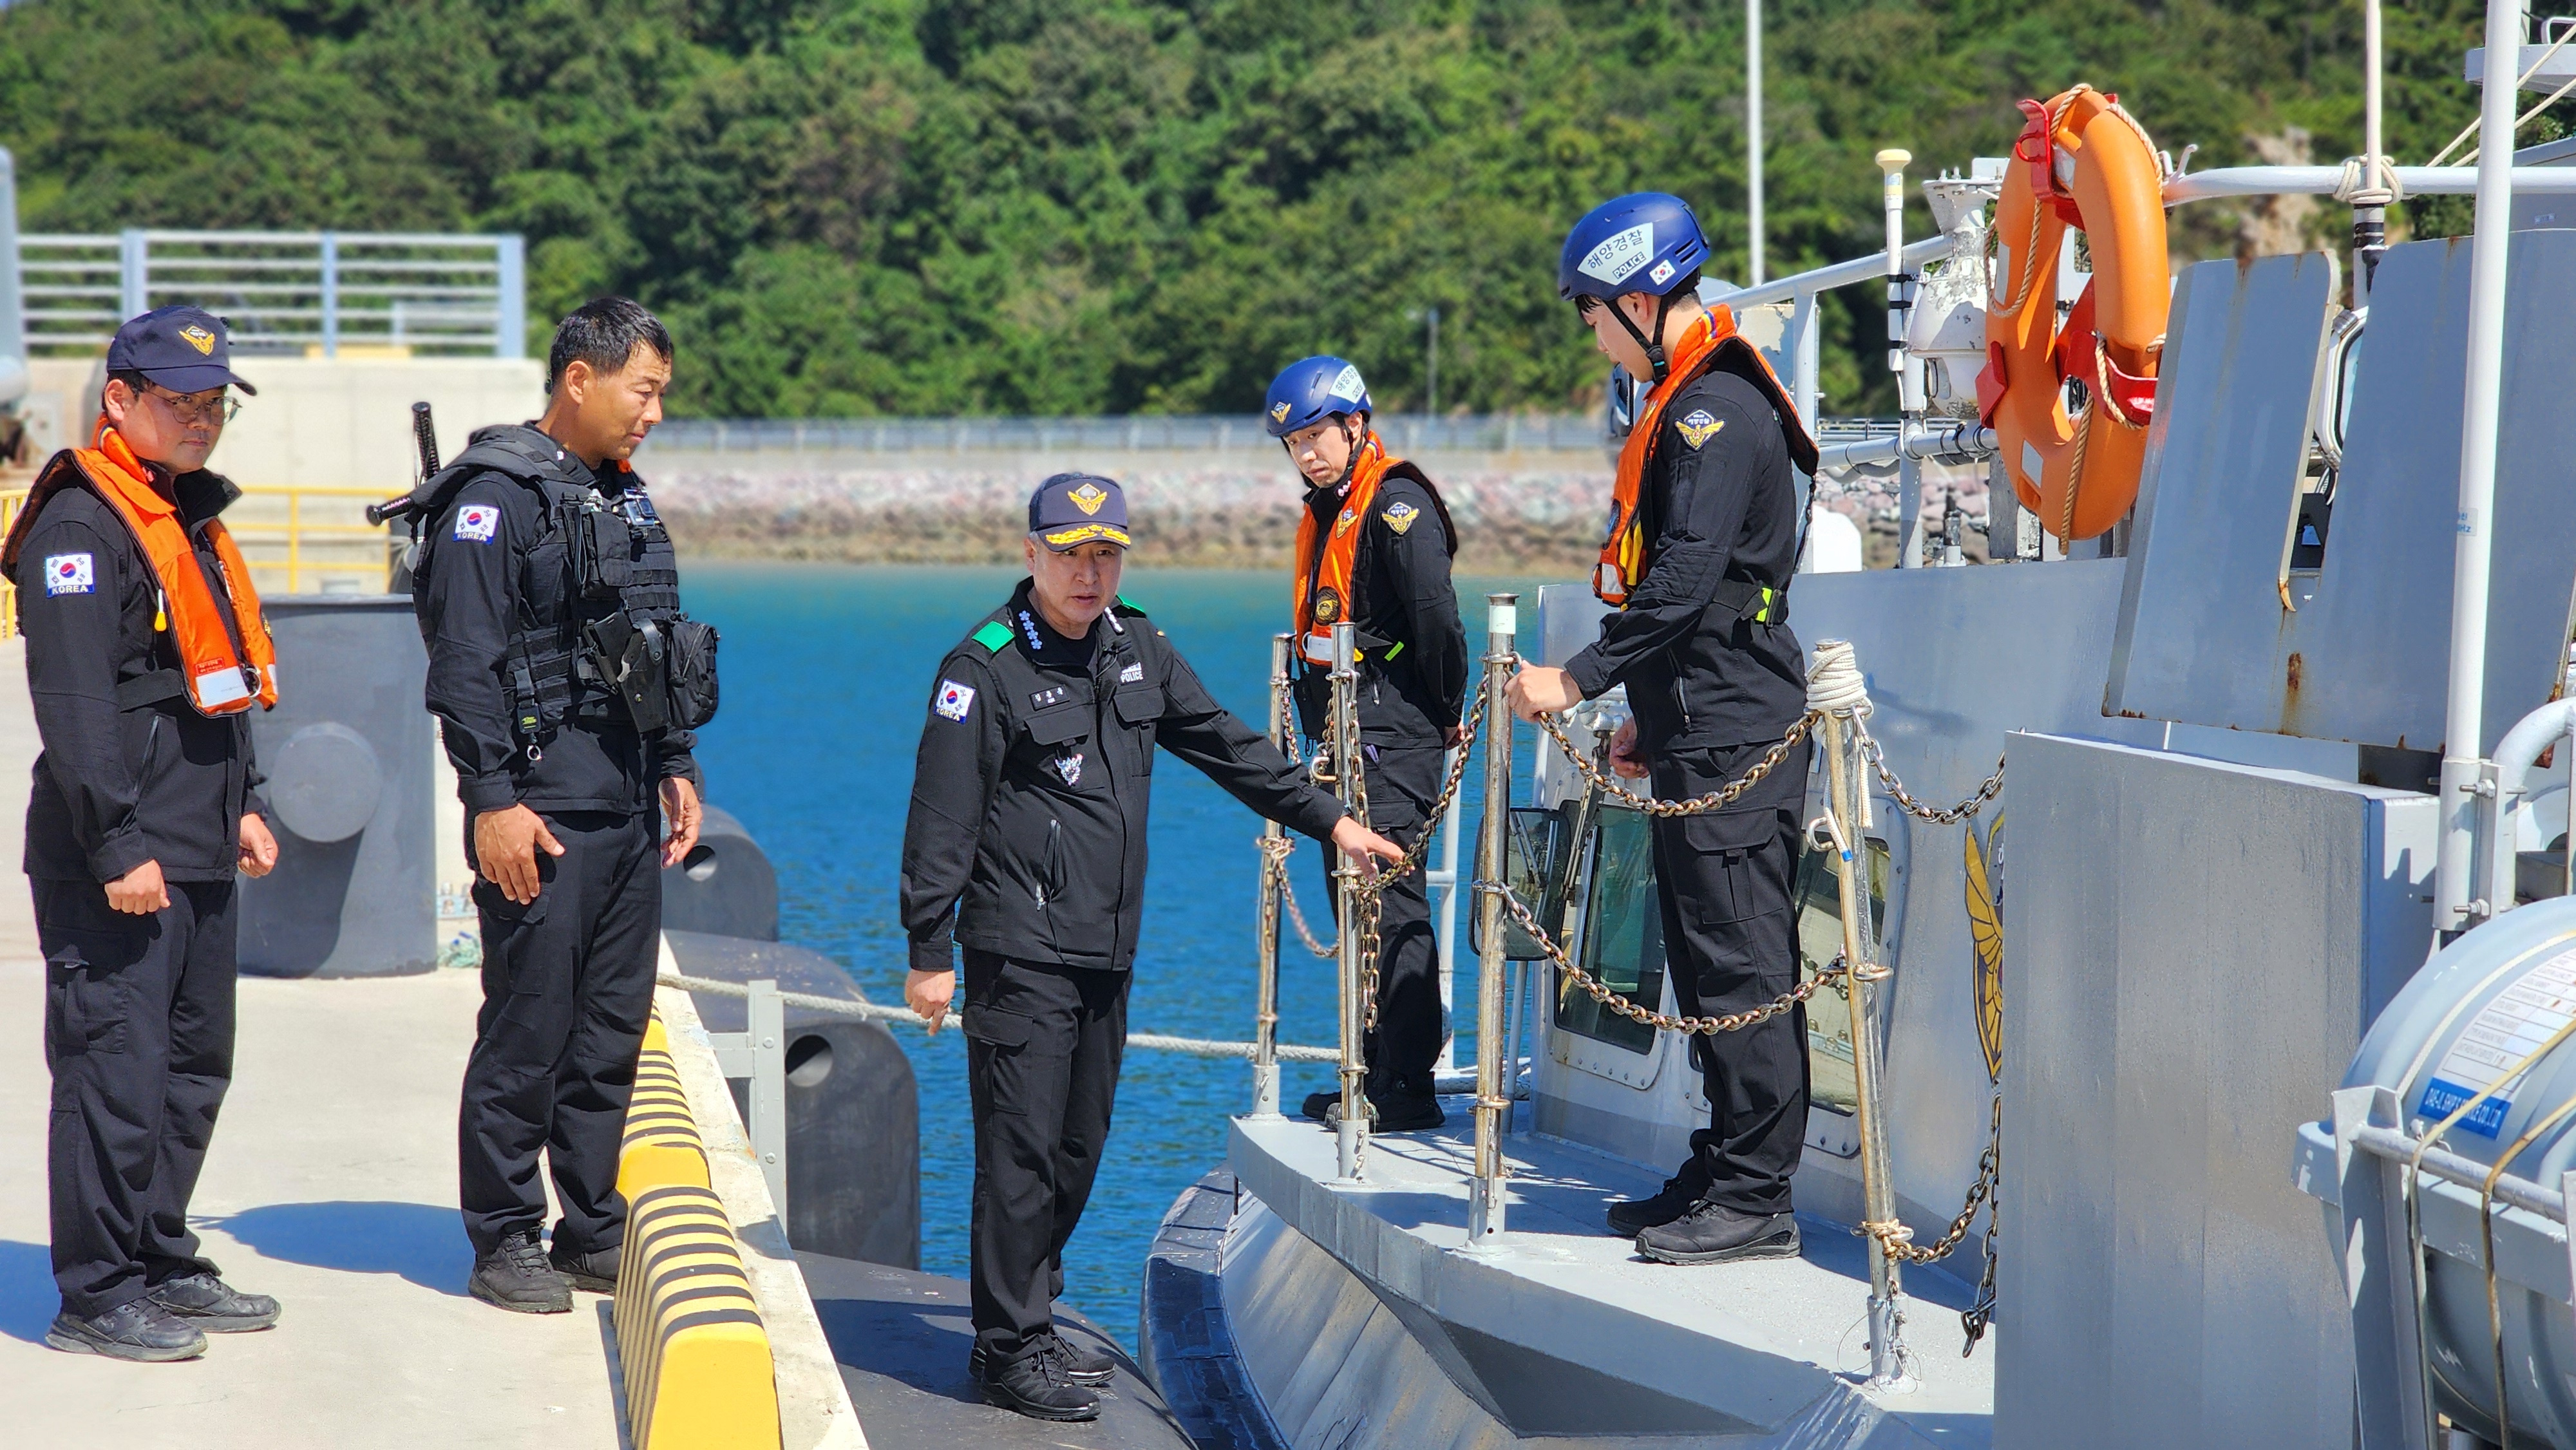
[106,305,258,397]
[1028,473,1131,551]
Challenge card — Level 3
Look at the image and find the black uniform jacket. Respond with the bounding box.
[15,469,267,883]
[414,426,701,818]
[1563,370,1807,754]
[1293,466,1470,746]
[901,582,1347,974]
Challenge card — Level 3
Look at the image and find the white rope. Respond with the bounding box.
[2334,155,2403,207]
[656,971,1339,1062]
[1807,637,1871,717]
[2429,26,2576,168]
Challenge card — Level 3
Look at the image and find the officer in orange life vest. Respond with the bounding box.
[1262,357,1467,1132]
[1508,194,1823,1266]
[2,305,283,1361]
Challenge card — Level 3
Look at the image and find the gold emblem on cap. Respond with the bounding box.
[179,325,217,356]
[1068,482,1109,516]
[1269,401,1291,424]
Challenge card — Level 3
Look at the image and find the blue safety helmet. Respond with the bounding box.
[1263,355,1373,438]
[1558,193,1712,384]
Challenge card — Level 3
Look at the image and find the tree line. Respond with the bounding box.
[0,0,2537,418]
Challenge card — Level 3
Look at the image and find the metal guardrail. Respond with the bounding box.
[18,229,525,359]
[641,412,1611,455]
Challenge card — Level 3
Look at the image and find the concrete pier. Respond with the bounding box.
[0,637,625,1446]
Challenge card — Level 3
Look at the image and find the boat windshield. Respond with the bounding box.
[1556,806,1665,1055]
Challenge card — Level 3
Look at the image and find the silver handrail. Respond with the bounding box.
[1466,594,1519,1245]
[1331,621,1368,1182]
[1251,632,1294,1117]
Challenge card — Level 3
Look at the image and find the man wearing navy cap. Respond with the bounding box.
[898,473,1401,1422]
[2,305,281,1361]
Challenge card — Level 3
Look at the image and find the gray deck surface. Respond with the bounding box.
[0,638,627,1447]
[799,1253,1193,1450]
[1231,1108,1994,1442]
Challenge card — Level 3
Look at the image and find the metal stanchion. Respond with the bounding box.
[1467,593,1518,1245]
[1331,621,1368,1182]
[1251,632,1293,1119]
[1820,692,1911,1388]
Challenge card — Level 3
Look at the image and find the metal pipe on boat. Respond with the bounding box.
[1877,149,1929,571]
[1819,667,1910,1387]
[1812,422,1998,474]
[2354,0,2392,302]
[1466,593,1519,1245]
[1251,632,1293,1118]
[2486,697,2576,910]
[2437,0,2527,936]
[2160,163,2576,205]
[1332,621,1368,1180]
[1746,0,1765,288]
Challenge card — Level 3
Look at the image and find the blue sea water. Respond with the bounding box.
[682,563,1549,1350]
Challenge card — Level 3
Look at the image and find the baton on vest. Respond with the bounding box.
[364,402,440,525]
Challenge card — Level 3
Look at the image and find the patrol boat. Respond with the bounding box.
[1135,14,2576,1447]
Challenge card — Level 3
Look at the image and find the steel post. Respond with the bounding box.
[746,979,790,1231]
[1252,632,1293,1118]
[1466,593,1519,1246]
[1821,700,1909,1388]
[1331,621,1367,1180]
[2437,0,2525,936]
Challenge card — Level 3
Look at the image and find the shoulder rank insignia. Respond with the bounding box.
[971,620,1014,654]
[1675,410,1724,450]
[1381,500,1420,535]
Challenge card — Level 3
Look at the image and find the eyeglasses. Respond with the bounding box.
[140,383,241,427]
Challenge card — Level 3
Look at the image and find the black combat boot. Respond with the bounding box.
[1634,1201,1802,1265]
[549,1241,619,1293]
[46,1299,207,1361]
[983,1343,1101,1421]
[1299,1089,1340,1122]
[147,1271,281,1332]
[469,1230,573,1313]
[1327,1091,1443,1133]
[1605,1158,1712,1238]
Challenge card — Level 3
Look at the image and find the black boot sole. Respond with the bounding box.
[469,1280,572,1313]
[970,1344,1115,1386]
[1604,1207,1686,1238]
[554,1268,616,1294]
[1636,1230,1803,1266]
[983,1382,1101,1422]
[44,1328,205,1362]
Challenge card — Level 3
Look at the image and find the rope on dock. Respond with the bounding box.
[656,972,1341,1063]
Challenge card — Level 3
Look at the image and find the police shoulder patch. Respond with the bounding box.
[1379,500,1420,535]
[971,620,1015,654]
[1674,409,1724,450]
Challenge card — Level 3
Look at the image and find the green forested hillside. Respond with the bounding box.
[0,0,2531,416]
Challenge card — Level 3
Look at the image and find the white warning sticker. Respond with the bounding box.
[2418,943,2576,1138]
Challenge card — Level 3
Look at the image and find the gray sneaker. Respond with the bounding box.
[46,1299,207,1362]
[470,1230,573,1313]
[148,1271,280,1332]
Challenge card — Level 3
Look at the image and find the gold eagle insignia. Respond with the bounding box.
[1674,408,1723,450]
[1381,501,1419,535]
[178,325,218,356]
[1068,482,1109,516]
[1965,814,2004,1083]
[1269,401,1291,424]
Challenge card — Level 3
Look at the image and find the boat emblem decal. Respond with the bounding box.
[1965,813,2004,1082]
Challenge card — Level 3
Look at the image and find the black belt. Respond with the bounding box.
[115,669,185,711]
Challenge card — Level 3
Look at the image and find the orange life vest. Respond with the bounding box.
[1291,430,1394,666]
[1596,308,1816,607]
[5,426,278,715]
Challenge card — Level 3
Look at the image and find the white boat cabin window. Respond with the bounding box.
[1792,834,1891,1116]
[1555,806,1665,1056]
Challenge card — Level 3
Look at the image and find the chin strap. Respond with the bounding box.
[1611,294,1681,384]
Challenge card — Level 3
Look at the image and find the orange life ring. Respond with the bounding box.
[1976,85,2170,542]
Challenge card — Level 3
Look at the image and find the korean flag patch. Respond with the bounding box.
[934,679,977,722]
[43,553,93,596]
[453,504,500,542]
[1674,409,1724,450]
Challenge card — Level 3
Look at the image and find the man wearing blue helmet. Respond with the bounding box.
[1508,193,1822,1266]
[1263,356,1468,1132]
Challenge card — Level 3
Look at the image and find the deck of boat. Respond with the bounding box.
[1220,1107,1994,1447]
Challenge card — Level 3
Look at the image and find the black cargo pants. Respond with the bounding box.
[1647,737,1813,1216]
[1315,740,1444,1100]
[459,811,661,1257]
[40,875,236,1318]
[962,950,1129,1365]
